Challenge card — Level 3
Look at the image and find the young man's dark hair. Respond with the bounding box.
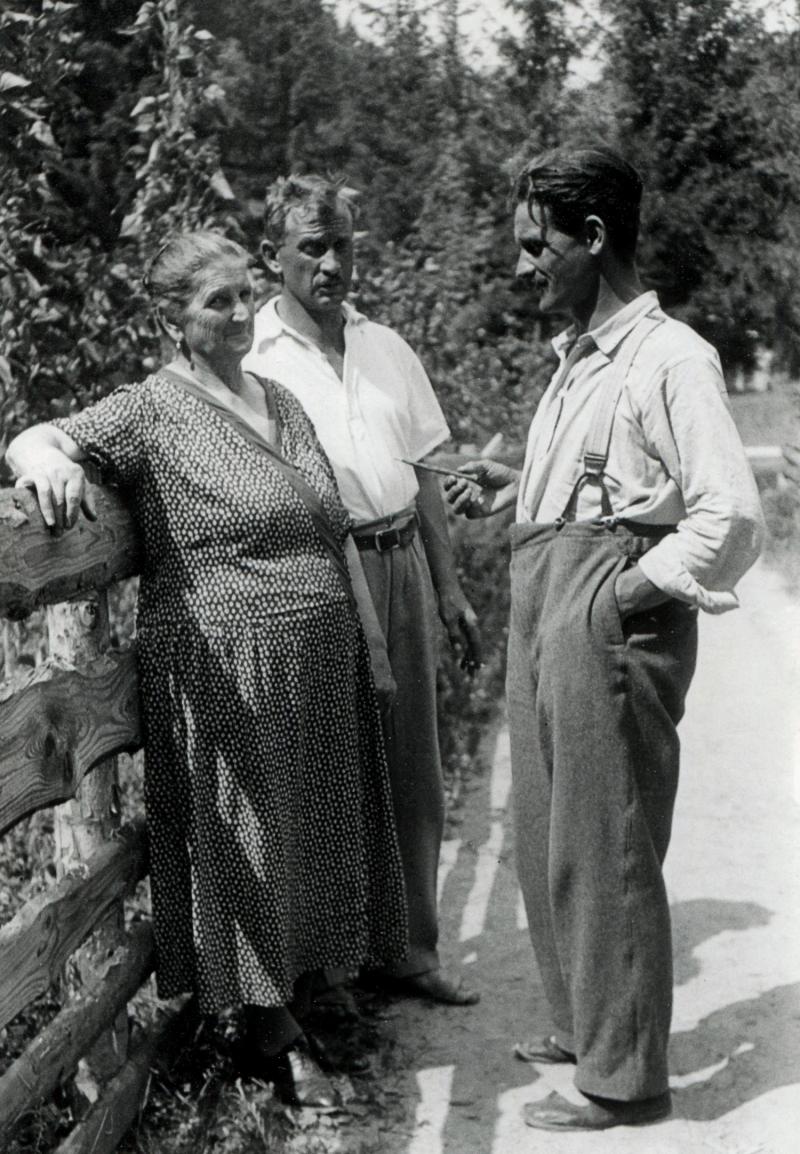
[515,145,644,260]
[263,174,359,249]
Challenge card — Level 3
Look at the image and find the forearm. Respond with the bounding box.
[635,356,766,611]
[414,468,460,594]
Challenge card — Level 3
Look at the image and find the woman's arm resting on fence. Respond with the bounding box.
[6,425,96,530]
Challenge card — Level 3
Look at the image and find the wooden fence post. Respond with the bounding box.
[47,593,128,1105]
[2,619,19,681]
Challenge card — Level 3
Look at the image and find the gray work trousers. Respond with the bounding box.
[360,531,443,977]
[506,519,698,1101]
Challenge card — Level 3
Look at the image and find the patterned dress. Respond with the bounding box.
[53,373,407,1013]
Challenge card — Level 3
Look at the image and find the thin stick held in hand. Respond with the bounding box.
[397,457,487,485]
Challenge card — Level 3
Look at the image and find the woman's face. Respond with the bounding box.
[180,256,255,367]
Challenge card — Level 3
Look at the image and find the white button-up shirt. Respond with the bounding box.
[518,292,765,613]
[244,298,449,524]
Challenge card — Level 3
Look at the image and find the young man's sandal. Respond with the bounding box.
[514,1034,576,1064]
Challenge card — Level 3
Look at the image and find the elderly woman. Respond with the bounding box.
[6,232,407,1108]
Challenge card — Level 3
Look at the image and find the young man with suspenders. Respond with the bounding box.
[446,145,764,1129]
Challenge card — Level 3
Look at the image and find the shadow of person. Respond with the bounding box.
[671,898,773,986]
[670,982,800,1121]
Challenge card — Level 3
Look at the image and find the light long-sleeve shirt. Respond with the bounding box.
[244,298,449,523]
[517,292,765,613]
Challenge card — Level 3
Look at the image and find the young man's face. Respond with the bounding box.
[272,202,354,321]
[513,199,595,319]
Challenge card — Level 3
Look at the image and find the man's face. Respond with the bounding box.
[513,199,595,318]
[273,202,354,320]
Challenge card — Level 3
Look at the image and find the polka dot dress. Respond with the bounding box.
[52,374,407,1013]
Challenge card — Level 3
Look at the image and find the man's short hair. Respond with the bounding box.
[263,174,358,246]
[515,145,643,260]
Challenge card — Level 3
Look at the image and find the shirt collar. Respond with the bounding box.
[551,290,661,362]
[252,295,366,352]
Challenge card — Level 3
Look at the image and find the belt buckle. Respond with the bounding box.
[374,525,401,552]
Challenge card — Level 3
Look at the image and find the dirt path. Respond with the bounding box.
[330,558,800,1154]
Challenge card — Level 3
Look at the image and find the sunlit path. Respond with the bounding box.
[344,559,800,1153]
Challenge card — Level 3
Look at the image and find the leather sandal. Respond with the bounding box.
[514,1034,577,1064]
[523,1090,672,1131]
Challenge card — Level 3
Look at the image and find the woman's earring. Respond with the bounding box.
[178,336,194,370]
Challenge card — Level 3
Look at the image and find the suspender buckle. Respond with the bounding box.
[583,451,607,475]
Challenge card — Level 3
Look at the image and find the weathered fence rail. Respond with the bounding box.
[0,482,191,1154]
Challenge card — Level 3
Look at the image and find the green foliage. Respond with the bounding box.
[0,0,233,445]
[582,0,800,372]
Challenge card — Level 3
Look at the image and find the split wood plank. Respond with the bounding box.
[0,651,141,837]
[0,819,148,1030]
[0,486,140,620]
[0,921,155,1138]
[54,993,195,1154]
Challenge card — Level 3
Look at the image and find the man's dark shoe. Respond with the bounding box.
[364,968,480,1005]
[523,1090,672,1131]
[514,1034,576,1064]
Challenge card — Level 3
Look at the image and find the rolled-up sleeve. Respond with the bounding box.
[635,354,766,613]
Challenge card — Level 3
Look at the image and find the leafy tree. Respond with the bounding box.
[188,0,354,203]
[0,0,231,444]
[357,132,553,446]
[589,0,800,372]
[496,0,578,150]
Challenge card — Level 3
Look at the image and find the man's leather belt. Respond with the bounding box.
[352,512,418,553]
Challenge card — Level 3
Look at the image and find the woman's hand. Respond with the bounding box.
[443,459,520,519]
[14,451,96,532]
[7,425,94,532]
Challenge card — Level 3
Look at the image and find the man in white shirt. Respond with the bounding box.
[244,174,482,1006]
[445,145,764,1129]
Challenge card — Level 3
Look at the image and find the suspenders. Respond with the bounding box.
[556,314,664,526]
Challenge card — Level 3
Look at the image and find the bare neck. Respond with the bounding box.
[277,291,345,352]
[173,351,247,396]
[572,262,644,336]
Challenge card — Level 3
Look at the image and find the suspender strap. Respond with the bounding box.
[583,314,664,476]
[557,314,664,524]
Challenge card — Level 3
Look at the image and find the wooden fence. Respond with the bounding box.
[0,482,192,1153]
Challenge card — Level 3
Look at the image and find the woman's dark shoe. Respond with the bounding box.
[235,1034,341,1109]
[269,1036,341,1109]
